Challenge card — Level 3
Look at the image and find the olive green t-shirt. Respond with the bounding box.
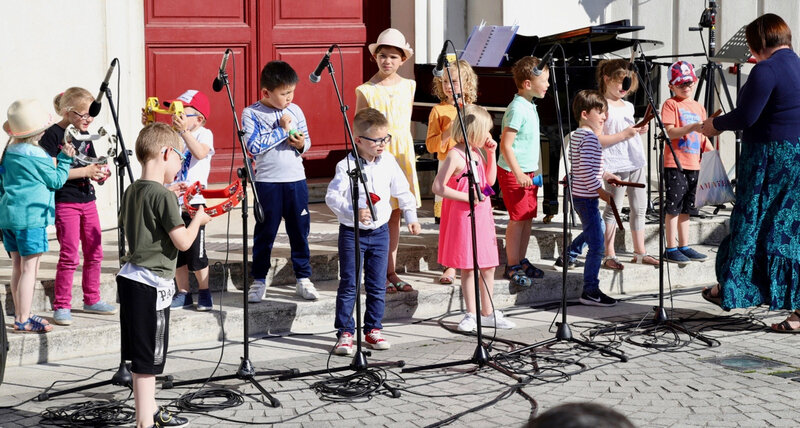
[118,180,184,279]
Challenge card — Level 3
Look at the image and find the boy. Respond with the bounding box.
[498,56,549,287]
[661,61,712,264]
[325,108,421,355]
[163,90,215,311]
[566,90,620,307]
[242,60,319,302]
[117,122,211,427]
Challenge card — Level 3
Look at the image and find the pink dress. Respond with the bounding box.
[438,148,499,269]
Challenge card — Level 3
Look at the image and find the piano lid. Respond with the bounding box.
[505,19,646,65]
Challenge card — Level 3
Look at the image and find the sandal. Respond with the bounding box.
[505,265,532,287]
[602,256,625,270]
[771,311,800,333]
[631,253,659,266]
[520,258,545,279]
[439,267,456,285]
[385,281,398,294]
[701,284,723,308]
[14,316,53,334]
[387,276,414,292]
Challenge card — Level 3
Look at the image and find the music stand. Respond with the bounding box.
[277,47,403,398]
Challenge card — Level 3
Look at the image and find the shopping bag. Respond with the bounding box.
[694,150,735,208]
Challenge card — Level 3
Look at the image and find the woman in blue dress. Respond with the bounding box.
[701,13,800,333]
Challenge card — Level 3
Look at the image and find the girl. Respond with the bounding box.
[1,98,75,333]
[596,59,655,270]
[39,88,115,326]
[356,28,419,293]
[426,59,478,285]
[432,104,515,331]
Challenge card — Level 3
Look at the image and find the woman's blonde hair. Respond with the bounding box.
[452,104,492,147]
[432,60,478,104]
[53,87,94,117]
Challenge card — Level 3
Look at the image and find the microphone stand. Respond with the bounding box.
[278,47,404,398]
[494,46,628,362]
[160,62,292,407]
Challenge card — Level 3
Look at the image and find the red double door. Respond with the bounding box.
[144,0,372,182]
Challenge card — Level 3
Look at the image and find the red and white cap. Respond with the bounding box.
[669,61,697,85]
[163,90,210,120]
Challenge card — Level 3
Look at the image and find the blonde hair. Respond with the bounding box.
[432,60,478,104]
[53,87,94,117]
[354,108,389,136]
[452,104,492,147]
[135,122,181,163]
[596,59,638,96]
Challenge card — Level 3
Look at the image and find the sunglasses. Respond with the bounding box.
[674,81,695,88]
[164,146,186,162]
[359,134,392,146]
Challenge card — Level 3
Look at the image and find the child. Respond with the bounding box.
[1,99,74,333]
[242,60,318,302]
[142,90,215,311]
[596,59,653,269]
[355,28,420,294]
[661,61,712,264]
[498,56,549,287]
[432,104,515,330]
[117,122,210,427]
[39,88,115,325]
[325,108,421,355]
[426,59,478,285]
[565,90,620,307]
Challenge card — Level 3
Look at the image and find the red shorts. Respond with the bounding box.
[498,167,538,221]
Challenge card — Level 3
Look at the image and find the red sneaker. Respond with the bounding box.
[335,332,353,356]
[365,329,390,350]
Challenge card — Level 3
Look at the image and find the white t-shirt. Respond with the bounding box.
[175,126,214,205]
[601,101,646,173]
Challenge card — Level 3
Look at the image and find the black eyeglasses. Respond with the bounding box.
[359,134,392,146]
[675,81,695,88]
[70,110,92,121]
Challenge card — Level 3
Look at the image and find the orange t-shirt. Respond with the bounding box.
[661,96,709,170]
[425,103,458,161]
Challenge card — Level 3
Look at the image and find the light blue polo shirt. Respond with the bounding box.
[498,94,540,173]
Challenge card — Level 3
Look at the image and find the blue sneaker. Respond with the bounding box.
[83,301,118,315]
[665,248,690,265]
[679,246,707,261]
[170,292,193,309]
[196,289,213,311]
[53,308,72,325]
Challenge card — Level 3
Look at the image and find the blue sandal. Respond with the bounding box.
[14,316,52,333]
[520,258,545,279]
[505,265,532,287]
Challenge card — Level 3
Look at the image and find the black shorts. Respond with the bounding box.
[176,209,208,271]
[118,276,170,375]
[664,168,699,216]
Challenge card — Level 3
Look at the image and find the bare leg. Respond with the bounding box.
[9,252,21,319]
[194,267,210,290]
[677,213,690,247]
[461,268,476,315]
[603,220,617,258]
[132,373,157,428]
[478,267,495,316]
[15,254,42,323]
[175,266,190,294]
[665,213,679,248]
[505,219,529,266]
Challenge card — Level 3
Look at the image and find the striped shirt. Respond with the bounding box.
[568,127,604,198]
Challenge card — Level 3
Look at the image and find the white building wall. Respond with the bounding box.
[0,0,145,230]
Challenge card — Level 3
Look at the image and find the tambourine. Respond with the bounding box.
[63,124,115,185]
[144,97,184,124]
[182,181,244,217]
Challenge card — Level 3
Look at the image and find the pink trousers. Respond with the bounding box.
[53,201,103,309]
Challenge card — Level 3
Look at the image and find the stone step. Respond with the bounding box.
[4,246,718,367]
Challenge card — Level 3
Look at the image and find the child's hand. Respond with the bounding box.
[621,127,637,139]
[167,182,188,197]
[279,113,292,131]
[288,131,305,149]
[597,187,612,204]
[86,164,106,180]
[60,143,76,158]
[407,222,421,235]
[604,172,622,186]
[635,124,648,134]
[358,208,372,225]
[194,206,212,225]
[515,171,533,188]
[689,122,703,133]
[484,137,497,152]
[172,112,188,134]
[141,108,148,126]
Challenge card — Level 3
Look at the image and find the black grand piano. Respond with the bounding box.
[413,19,661,220]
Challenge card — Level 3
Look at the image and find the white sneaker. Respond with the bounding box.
[481,310,516,329]
[248,280,267,303]
[457,313,477,332]
[295,278,319,300]
[334,332,354,356]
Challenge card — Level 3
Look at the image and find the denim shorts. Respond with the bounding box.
[2,227,49,256]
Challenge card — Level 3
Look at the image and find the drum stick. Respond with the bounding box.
[607,178,645,188]
[609,197,624,231]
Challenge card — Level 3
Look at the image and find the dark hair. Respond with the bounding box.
[527,403,636,428]
[745,13,792,55]
[259,60,298,91]
[572,90,608,122]
[354,108,389,135]
[511,56,545,89]
[596,58,638,95]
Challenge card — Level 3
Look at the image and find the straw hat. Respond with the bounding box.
[3,98,52,139]
[368,28,414,59]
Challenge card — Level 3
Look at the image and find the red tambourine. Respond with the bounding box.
[182,181,244,217]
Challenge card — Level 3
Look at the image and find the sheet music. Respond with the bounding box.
[461,23,519,67]
[711,25,752,63]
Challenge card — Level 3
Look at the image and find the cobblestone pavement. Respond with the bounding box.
[2,289,800,427]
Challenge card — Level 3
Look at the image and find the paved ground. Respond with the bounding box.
[2,287,800,427]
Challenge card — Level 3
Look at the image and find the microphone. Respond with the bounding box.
[432,41,449,77]
[533,44,558,76]
[89,58,117,117]
[622,48,636,91]
[309,45,335,83]
[212,49,232,92]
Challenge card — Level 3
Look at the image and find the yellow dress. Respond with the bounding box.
[356,78,421,208]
